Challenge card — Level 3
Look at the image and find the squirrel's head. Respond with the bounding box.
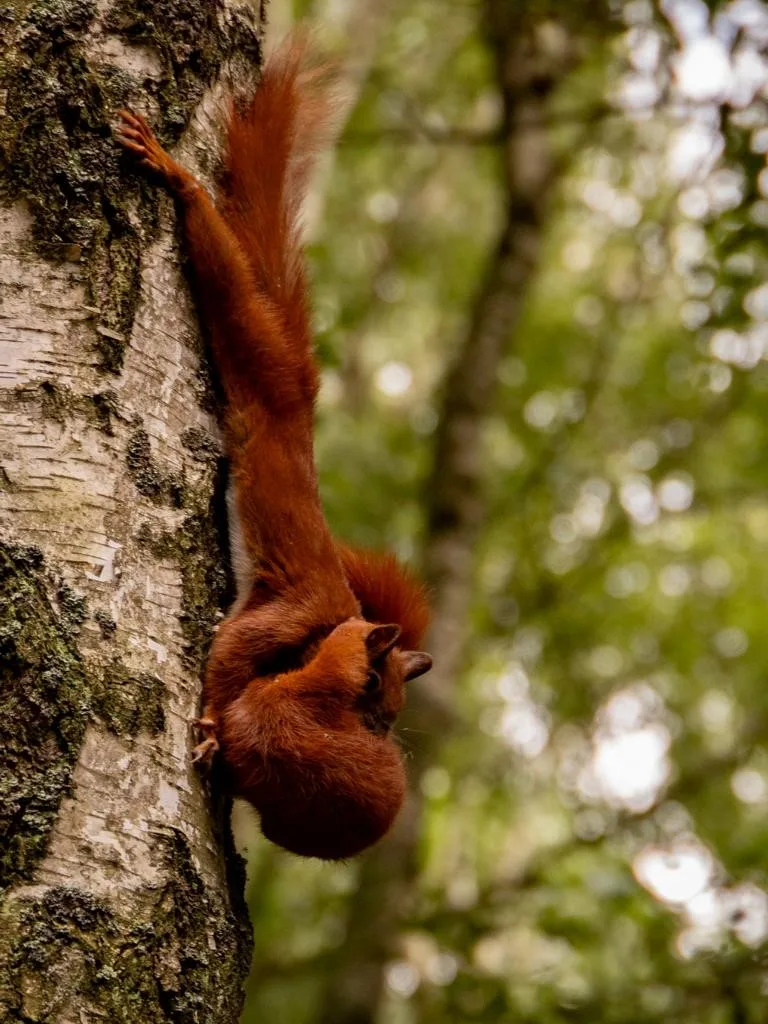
[300,617,432,737]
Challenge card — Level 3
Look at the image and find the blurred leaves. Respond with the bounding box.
[243,0,768,1022]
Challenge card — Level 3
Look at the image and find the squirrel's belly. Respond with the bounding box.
[226,478,257,613]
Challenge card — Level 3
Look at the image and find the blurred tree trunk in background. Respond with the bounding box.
[317,4,616,1023]
[303,0,402,238]
[0,1,263,1018]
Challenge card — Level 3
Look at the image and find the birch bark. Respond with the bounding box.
[0,1,264,1018]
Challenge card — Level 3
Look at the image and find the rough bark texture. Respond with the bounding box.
[0,0,264,1019]
[317,5,615,1023]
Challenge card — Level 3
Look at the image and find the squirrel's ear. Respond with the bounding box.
[366,624,401,659]
[401,651,432,681]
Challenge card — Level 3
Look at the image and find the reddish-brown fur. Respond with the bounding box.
[117,40,432,860]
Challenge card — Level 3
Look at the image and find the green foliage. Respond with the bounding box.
[244,0,768,1021]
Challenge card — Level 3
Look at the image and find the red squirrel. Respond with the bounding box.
[117,42,432,860]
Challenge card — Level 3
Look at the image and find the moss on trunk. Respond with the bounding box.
[0,0,264,1015]
[0,541,169,890]
[0,831,251,1022]
[0,0,262,372]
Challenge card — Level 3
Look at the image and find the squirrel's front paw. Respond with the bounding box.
[191,716,220,765]
[116,110,169,172]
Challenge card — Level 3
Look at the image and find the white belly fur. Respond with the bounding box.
[226,479,255,614]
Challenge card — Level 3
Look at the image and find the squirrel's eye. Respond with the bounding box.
[364,670,381,693]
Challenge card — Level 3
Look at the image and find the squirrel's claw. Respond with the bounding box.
[193,716,217,730]
[116,109,168,175]
[191,736,220,764]
[191,716,220,765]
[116,109,198,196]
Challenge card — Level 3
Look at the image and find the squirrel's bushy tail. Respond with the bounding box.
[221,38,335,351]
[336,545,431,650]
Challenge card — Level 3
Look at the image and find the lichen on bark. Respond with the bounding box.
[11,379,119,435]
[0,831,251,1023]
[0,0,262,372]
[129,424,233,673]
[1,0,263,1013]
[126,424,186,507]
[0,541,167,891]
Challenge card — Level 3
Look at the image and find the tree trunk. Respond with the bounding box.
[303,0,401,239]
[316,5,614,1023]
[0,1,264,1019]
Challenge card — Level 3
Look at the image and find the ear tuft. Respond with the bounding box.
[366,623,401,659]
[401,651,432,681]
